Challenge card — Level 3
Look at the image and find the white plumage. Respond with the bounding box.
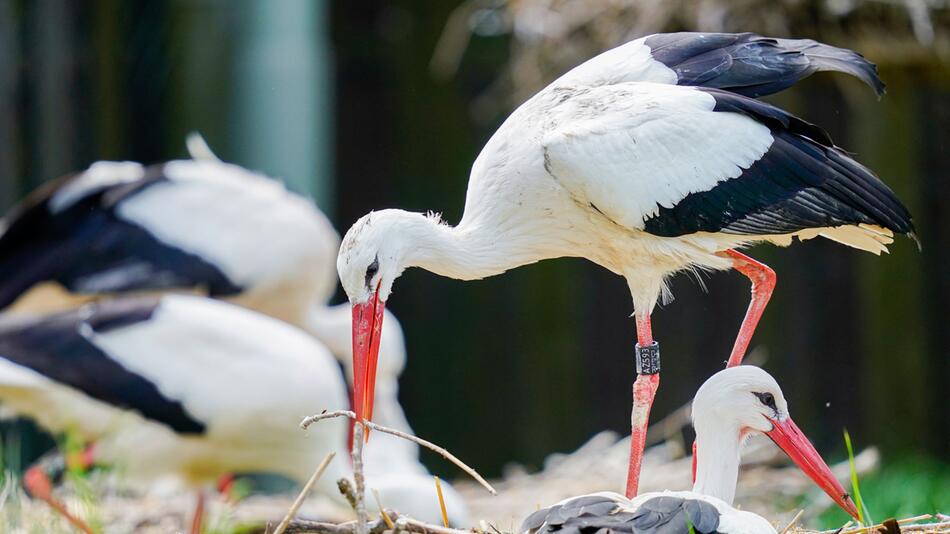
[0,294,469,526]
[335,32,913,498]
[0,138,433,491]
[520,366,859,534]
[541,84,772,230]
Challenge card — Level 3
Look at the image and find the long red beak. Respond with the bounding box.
[351,285,385,428]
[767,417,860,520]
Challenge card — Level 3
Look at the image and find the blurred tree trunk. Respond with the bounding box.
[34,0,77,187]
[851,71,931,453]
[92,0,125,160]
[0,0,19,209]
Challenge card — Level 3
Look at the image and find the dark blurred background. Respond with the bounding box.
[0,0,947,480]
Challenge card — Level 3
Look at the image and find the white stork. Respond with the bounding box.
[0,294,469,532]
[520,366,860,534]
[335,32,915,498]
[0,135,338,324]
[0,137,424,473]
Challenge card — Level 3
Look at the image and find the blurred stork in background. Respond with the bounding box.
[0,134,422,476]
[0,136,466,527]
[0,294,469,533]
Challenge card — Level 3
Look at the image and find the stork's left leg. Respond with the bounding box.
[190,490,206,534]
[719,249,776,367]
[23,466,96,534]
[625,313,660,499]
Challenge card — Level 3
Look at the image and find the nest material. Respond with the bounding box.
[454,430,881,530]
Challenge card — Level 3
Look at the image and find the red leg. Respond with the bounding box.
[719,249,776,368]
[625,314,661,499]
[216,474,236,503]
[190,490,206,534]
[691,441,698,482]
[23,466,95,534]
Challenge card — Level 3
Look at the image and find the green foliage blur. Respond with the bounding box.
[818,457,950,529]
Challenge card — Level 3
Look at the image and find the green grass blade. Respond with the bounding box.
[843,429,870,525]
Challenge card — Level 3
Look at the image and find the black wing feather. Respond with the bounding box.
[0,165,242,309]
[522,495,722,534]
[644,32,885,97]
[0,297,206,434]
[642,89,914,238]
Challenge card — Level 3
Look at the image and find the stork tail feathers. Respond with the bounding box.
[645,32,885,98]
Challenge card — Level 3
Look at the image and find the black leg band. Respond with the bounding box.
[636,341,660,375]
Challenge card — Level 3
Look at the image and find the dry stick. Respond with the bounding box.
[839,515,939,534]
[778,509,805,534]
[896,515,935,524]
[272,452,337,534]
[337,478,358,511]
[351,423,368,534]
[435,476,450,527]
[276,514,476,534]
[300,410,497,495]
[395,516,473,534]
[277,516,394,534]
[900,521,950,532]
[370,489,395,530]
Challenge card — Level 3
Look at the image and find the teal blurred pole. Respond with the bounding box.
[0,0,18,209]
[233,0,333,213]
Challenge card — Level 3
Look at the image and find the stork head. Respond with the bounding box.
[693,366,860,520]
[692,366,789,435]
[338,209,438,425]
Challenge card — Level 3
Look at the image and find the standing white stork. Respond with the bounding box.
[0,294,470,533]
[520,366,860,534]
[335,32,915,498]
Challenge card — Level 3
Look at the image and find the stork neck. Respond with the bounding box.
[691,419,743,504]
[399,212,539,281]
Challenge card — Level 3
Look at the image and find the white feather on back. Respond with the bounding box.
[49,161,145,213]
[115,160,340,303]
[554,37,677,88]
[86,295,348,434]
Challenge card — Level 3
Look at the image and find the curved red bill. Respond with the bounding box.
[351,284,385,432]
[767,416,860,520]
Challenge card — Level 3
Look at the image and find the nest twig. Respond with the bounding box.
[270,453,337,534]
[296,409,495,534]
[300,410,496,495]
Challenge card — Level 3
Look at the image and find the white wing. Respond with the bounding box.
[542,83,772,231]
[542,82,911,245]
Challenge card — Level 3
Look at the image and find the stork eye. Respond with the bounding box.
[364,257,379,287]
[754,392,776,410]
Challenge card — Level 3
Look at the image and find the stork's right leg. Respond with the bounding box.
[719,250,776,368]
[625,313,660,499]
[690,250,776,483]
